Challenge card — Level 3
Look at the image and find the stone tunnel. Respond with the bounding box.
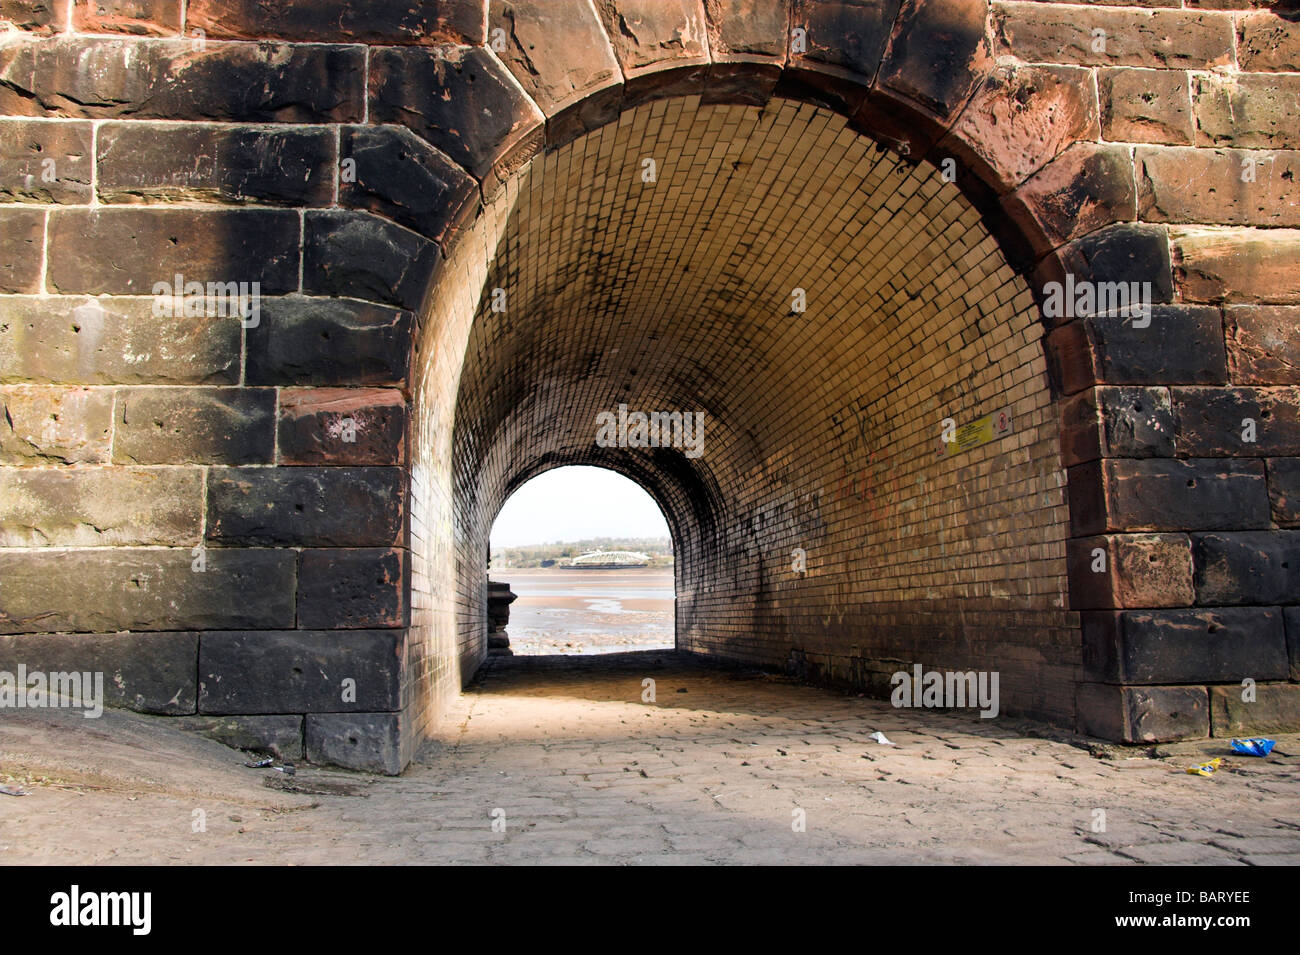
[1,0,1298,773]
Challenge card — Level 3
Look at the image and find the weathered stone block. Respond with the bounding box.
[1193,73,1300,149]
[0,548,296,633]
[1139,147,1300,228]
[704,0,789,61]
[206,466,406,547]
[1054,223,1175,305]
[0,207,44,294]
[1173,386,1300,457]
[175,714,303,759]
[1098,68,1193,145]
[0,0,66,34]
[1209,683,1300,737]
[97,122,335,206]
[306,711,407,774]
[1092,305,1226,387]
[1068,458,1270,535]
[1172,228,1300,304]
[993,3,1234,69]
[875,0,993,124]
[1192,531,1300,605]
[199,629,402,714]
[47,208,301,295]
[277,388,406,466]
[0,386,113,464]
[0,38,366,122]
[1067,533,1194,610]
[245,298,412,388]
[1083,607,1287,683]
[944,64,1099,192]
[0,630,198,714]
[1003,143,1135,253]
[1237,11,1300,72]
[1267,457,1300,527]
[187,0,485,45]
[302,210,441,312]
[0,296,240,385]
[72,0,181,36]
[338,125,478,244]
[298,548,408,629]
[0,465,202,546]
[369,45,545,181]
[1226,306,1300,385]
[114,387,276,465]
[789,0,900,79]
[490,0,624,127]
[0,118,92,203]
[1076,683,1208,743]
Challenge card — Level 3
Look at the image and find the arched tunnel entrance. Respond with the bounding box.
[437,95,1074,736]
[4,1,1296,779]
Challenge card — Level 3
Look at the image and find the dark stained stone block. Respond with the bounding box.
[0,548,296,633]
[368,45,544,181]
[245,298,412,388]
[1069,458,1270,535]
[1089,306,1228,386]
[298,548,408,629]
[97,122,335,206]
[114,387,276,465]
[1192,531,1300,605]
[306,711,407,774]
[1268,457,1300,527]
[0,38,365,122]
[1173,386,1300,457]
[187,0,485,45]
[1082,607,1288,684]
[339,125,478,244]
[206,466,406,547]
[0,630,198,714]
[199,629,402,714]
[1076,683,1209,743]
[302,210,441,312]
[46,208,300,295]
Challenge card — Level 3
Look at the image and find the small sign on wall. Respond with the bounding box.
[938,408,1013,458]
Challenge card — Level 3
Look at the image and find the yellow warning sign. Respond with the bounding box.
[938,408,1013,458]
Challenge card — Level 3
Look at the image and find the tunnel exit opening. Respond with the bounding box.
[486,466,678,658]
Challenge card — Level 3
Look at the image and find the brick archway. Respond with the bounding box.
[1,1,1296,772]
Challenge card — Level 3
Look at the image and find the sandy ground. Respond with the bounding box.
[491,567,673,654]
[2,651,1298,865]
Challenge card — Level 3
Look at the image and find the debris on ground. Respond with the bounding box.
[1230,738,1276,758]
[868,731,894,745]
[0,784,29,796]
[1185,757,1224,777]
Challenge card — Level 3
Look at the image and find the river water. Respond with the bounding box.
[488,567,675,655]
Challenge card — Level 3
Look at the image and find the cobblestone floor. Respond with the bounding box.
[2,652,1298,864]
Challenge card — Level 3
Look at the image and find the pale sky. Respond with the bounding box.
[490,466,670,547]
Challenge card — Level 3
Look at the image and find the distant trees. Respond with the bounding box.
[491,536,673,568]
